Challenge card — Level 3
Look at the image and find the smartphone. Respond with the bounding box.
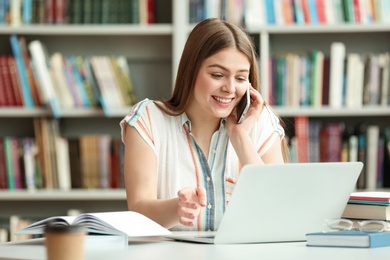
[236,83,250,124]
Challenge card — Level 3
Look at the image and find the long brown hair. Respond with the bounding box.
[156,18,289,162]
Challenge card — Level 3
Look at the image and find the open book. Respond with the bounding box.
[15,211,171,237]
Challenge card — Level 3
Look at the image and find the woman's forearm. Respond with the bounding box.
[126,197,180,229]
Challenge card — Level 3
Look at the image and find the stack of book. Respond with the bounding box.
[342,191,390,221]
[306,192,390,248]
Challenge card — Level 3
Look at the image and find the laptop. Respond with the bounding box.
[168,162,363,244]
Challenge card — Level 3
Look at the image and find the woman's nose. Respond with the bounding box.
[222,78,235,93]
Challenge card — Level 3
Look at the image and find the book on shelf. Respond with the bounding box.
[9,0,22,26]
[306,230,390,248]
[355,123,367,189]
[82,56,103,107]
[308,120,321,163]
[384,127,390,188]
[22,137,37,190]
[49,52,76,109]
[9,35,35,108]
[328,42,345,108]
[269,46,390,108]
[0,55,18,107]
[68,138,82,189]
[3,136,17,190]
[2,0,155,25]
[310,50,324,107]
[273,0,287,25]
[294,116,309,163]
[365,125,380,190]
[0,137,7,189]
[69,55,99,107]
[265,0,276,24]
[326,122,343,162]
[7,56,24,106]
[110,138,124,189]
[89,55,130,116]
[15,211,171,238]
[18,36,42,107]
[10,215,33,242]
[62,56,82,107]
[380,52,390,106]
[0,128,125,190]
[97,135,112,189]
[363,54,381,106]
[345,53,364,108]
[244,0,266,29]
[54,135,72,191]
[286,53,300,107]
[321,56,330,105]
[188,0,390,26]
[65,56,91,108]
[28,40,61,118]
[110,56,137,106]
[79,135,98,189]
[308,0,319,24]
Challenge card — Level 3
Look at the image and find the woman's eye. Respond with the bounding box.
[211,73,223,78]
[236,78,247,82]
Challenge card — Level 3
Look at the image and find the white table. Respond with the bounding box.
[1,234,390,260]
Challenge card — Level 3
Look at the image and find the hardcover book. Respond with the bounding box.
[306,230,390,248]
[9,34,35,107]
[342,203,390,221]
[349,191,390,204]
[28,40,61,118]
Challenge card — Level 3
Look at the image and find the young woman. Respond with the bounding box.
[120,18,289,231]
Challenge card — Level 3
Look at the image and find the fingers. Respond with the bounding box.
[177,199,198,227]
[177,187,207,227]
[177,207,197,226]
[249,86,263,105]
[196,186,207,206]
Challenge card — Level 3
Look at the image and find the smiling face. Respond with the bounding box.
[187,47,250,121]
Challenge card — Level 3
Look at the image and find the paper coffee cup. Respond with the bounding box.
[45,222,86,260]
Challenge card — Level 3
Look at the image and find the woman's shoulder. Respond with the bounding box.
[123,99,173,125]
[259,104,285,137]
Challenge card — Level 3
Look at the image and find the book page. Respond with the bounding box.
[15,216,77,235]
[74,211,171,237]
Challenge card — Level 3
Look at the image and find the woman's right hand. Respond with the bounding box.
[177,186,207,227]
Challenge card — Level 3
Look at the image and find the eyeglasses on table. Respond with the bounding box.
[324,218,388,233]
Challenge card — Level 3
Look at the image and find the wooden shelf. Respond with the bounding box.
[0,24,173,35]
[0,189,126,201]
[248,23,390,34]
[0,108,130,118]
[1,106,387,118]
[275,106,390,117]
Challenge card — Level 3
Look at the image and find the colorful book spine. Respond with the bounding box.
[11,137,22,189]
[4,137,15,190]
[7,56,24,106]
[22,0,33,24]
[68,56,90,108]
[10,35,36,107]
[0,137,7,189]
[28,40,60,118]
[295,116,309,163]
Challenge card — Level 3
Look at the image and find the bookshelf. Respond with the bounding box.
[0,0,183,224]
[0,0,389,238]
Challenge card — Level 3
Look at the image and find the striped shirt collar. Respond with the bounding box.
[181,113,227,133]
